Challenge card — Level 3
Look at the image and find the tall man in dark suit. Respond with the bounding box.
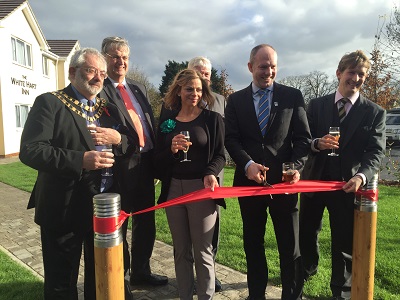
[19,48,122,299]
[188,56,226,292]
[99,36,168,286]
[225,44,311,300]
[299,50,386,300]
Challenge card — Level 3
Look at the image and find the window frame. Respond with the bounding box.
[11,36,33,68]
[42,55,49,76]
[15,104,31,128]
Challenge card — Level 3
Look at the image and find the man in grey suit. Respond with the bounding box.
[299,50,386,300]
[225,44,311,300]
[99,36,168,287]
[188,56,226,292]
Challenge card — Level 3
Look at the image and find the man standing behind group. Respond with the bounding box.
[99,36,168,286]
[299,50,386,300]
[19,48,121,299]
[225,44,311,300]
[188,56,225,292]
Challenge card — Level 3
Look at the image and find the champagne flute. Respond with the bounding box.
[180,131,191,162]
[328,126,340,157]
[101,144,113,176]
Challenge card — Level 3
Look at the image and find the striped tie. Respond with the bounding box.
[338,98,349,123]
[258,89,270,136]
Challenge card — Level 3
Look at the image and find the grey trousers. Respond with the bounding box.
[166,178,217,300]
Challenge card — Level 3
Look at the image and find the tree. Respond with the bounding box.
[279,71,336,105]
[159,60,233,98]
[127,65,162,120]
[362,48,400,110]
[377,9,400,79]
[211,68,235,99]
[302,71,337,104]
[362,15,400,110]
[159,60,188,97]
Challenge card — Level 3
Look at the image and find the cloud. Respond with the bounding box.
[29,0,396,91]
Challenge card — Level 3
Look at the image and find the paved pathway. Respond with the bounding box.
[0,157,283,299]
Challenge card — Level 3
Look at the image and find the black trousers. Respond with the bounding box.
[299,190,354,298]
[41,226,95,300]
[120,152,156,277]
[239,193,303,300]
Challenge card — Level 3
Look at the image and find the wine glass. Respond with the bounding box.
[180,131,191,162]
[328,127,340,157]
[101,144,113,176]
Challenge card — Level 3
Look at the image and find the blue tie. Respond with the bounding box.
[258,89,270,136]
[86,100,100,126]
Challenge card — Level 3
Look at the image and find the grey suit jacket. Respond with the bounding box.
[225,82,311,186]
[211,92,226,118]
[302,93,386,183]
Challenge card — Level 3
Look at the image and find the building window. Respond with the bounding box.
[15,104,31,128]
[11,37,32,68]
[42,55,49,76]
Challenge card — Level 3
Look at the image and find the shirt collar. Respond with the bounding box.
[108,77,127,89]
[252,82,274,95]
[71,85,96,105]
[335,90,359,104]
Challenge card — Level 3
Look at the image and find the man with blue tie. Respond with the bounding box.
[225,44,311,300]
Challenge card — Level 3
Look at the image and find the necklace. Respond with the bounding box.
[51,90,107,123]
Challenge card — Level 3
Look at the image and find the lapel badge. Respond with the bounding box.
[274,102,278,107]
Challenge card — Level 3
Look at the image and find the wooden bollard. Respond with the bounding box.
[351,173,378,300]
[93,193,124,300]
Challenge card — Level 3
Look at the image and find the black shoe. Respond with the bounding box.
[245,296,266,300]
[215,278,222,292]
[130,273,168,286]
[331,297,350,300]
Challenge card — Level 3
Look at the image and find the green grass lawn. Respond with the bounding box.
[0,162,399,299]
[0,250,43,299]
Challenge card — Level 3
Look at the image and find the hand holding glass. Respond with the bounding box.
[328,127,340,157]
[282,162,295,182]
[101,144,113,176]
[180,131,191,162]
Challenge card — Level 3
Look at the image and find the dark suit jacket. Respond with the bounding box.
[19,84,121,233]
[99,78,156,210]
[225,82,311,185]
[302,93,386,183]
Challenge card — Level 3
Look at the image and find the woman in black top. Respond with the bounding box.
[155,69,225,300]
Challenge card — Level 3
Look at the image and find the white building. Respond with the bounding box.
[0,0,80,157]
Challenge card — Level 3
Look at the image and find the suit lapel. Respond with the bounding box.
[267,82,280,130]
[103,79,136,130]
[126,80,156,143]
[243,85,262,136]
[340,96,367,149]
[63,85,95,149]
[322,94,335,135]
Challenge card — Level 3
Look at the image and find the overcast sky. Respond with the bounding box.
[29,0,395,91]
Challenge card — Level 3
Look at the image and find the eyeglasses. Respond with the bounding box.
[80,67,107,79]
[105,52,129,61]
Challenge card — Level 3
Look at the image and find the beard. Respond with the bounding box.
[74,70,103,97]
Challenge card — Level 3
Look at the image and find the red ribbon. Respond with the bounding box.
[93,210,130,234]
[93,180,378,234]
[356,189,378,202]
